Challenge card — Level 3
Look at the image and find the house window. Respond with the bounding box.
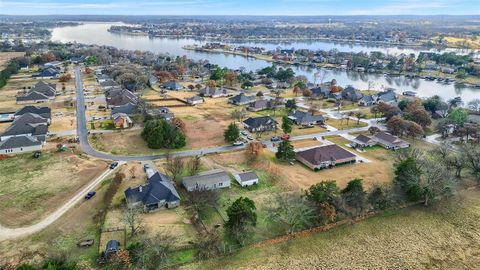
[219,182,223,186]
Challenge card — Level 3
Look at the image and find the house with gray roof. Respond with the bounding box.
[233,171,259,187]
[16,81,57,104]
[372,132,410,150]
[350,134,377,148]
[376,90,397,104]
[288,111,325,126]
[0,135,43,154]
[199,87,228,98]
[32,67,59,79]
[243,116,277,132]
[228,93,256,106]
[15,106,51,120]
[341,86,363,102]
[186,95,204,105]
[124,172,180,212]
[161,80,183,90]
[358,95,375,106]
[183,169,231,192]
[1,113,49,142]
[111,102,137,115]
[311,85,331,99]
[146,107,174,121]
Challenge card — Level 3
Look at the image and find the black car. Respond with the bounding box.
[85,191,96,200]
[109,161,119,169]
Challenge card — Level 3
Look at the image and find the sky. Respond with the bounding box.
[0,0,478,16]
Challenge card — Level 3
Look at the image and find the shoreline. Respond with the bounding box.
[182,45,480,86]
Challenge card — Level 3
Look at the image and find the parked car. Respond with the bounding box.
[233,141,244,146]
[241,130,248,136]
[109,161,119,169]
[247,135,253,140]
[77,239,94,248]
[271,136,281,142]
[281,134,291,140]
[84,191,96,200]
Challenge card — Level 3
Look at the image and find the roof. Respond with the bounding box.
[161,80,182,89]
[183,169,230,190]
[15,106,51,119]
[377,90,396,103]
[200,87,226,96]
[2,117,48,139]
[311,86,331,96]
[0,135,42,150]
[236,171,258,183]
[288,111,324,124]
[229,93,255,104]
[243,116,277,129]
[186,96,203,102]
[249,99,269,109]
[373,132,399,143]
[360,95,375,103]
[124,172,180,205]
[16,91,50,102]
[111,103,137,115]
[296,144,356,165]
[342,86,363,100]
[355,134,373,144]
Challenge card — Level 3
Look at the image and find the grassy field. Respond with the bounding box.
[182,188,480,270]
[0,52,24,69]
[0,149,108,227]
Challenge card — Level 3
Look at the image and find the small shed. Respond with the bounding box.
[234,171,259,187]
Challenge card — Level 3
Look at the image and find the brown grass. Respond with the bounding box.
[182,189,480,270]
[0,52,24,69]
[0,146,108,227]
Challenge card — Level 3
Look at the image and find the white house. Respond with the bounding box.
[234,171,259,187]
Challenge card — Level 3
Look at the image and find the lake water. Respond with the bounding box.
[51,22,480,102]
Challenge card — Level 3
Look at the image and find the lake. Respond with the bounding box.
[51,22,480,103]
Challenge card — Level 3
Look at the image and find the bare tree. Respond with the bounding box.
[188,155,202,176]
[165,156,184,183]
[123,197,143,236]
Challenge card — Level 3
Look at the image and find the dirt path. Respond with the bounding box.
[0,164,123,241]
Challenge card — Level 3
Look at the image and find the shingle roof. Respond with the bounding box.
[373,132,398,143]
[111,103,137,115]
[288,111,324,124]
[296,144,356,165]
[0,135,42,150]
[229,93,255,104]
[355,134,373,144]
[124,172,180,205]
[236,171,258,183]
[183,169,230,190]
[15,106,51,119]
[243,116,277,129]
[16,91,50,102]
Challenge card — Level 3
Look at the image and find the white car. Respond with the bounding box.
[233,141,244,146]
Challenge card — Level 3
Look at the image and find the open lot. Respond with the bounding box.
[182,188,480,270]
[0,52,24,69]
[0,146,108,227]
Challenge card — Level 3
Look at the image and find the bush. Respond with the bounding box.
[141,119,186,149]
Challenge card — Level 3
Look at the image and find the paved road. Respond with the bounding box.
[0,166,120,241]
[74,66,245,161]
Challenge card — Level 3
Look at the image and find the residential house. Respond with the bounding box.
[112,113,133,129]
[233,171,259,187]
[341,86,363,102]
[376,90,397,104]
[14,106,52,120]
[124,172,180,212]
[16,81,57,104]
[32,67,59,79]
[147,107,174,121]
[182,169,231,192]
[296,144,357,170]
[0,135,43,154]
[228,93,256,106]
[243,116,277,132]
[372,132,410,150]
[310,85,331,99]
[186,96,204,105]
[358,95,375,106]
[105,89,137,108]
[1,113,49,142]
[161,80,183,90]
[350,134,377,148]
[199,87,228,98]
[111,102,137,115]
[288,111,325,126]
[100,79,117,90]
